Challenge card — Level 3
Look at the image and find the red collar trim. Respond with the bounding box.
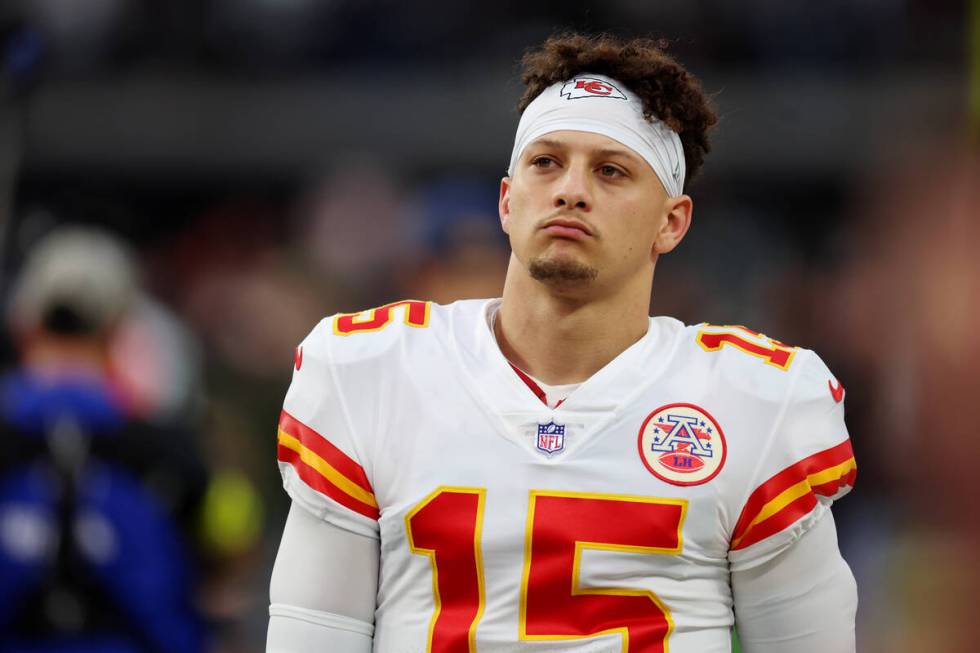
[508,363,564,408]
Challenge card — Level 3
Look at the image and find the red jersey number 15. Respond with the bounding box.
[406,487,687,653]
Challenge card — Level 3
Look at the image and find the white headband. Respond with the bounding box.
[508,74,686,197]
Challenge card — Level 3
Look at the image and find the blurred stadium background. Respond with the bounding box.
[0,1,976,651]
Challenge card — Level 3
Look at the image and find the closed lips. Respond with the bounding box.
[542,219,593,237]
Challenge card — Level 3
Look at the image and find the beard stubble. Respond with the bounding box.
[528,256,599,284]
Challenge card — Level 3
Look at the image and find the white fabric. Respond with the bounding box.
[529,376,581,408]
[508,73,687,196]
[266,502,857,653]
[732,511,857,652]
[725,336,855,572]
[267,604,373,653]
[276,298,856,652]
[269,502,378,622]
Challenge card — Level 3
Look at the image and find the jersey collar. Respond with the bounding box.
[451,298,681,459]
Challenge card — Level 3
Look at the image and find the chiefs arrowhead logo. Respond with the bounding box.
[560,77,628,101]
[294,346,303,371]
[828,379,844,403]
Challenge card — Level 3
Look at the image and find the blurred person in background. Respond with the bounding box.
[267,33,857,653]
[0,227,209,653]
[400,176,509,304]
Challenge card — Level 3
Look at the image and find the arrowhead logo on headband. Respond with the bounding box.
[560,77,628,101]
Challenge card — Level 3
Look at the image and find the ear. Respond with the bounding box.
[499,177,512,234]
[653,194,693,255]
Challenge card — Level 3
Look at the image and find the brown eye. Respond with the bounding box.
[532,156,556,168]
[599,165,624,178]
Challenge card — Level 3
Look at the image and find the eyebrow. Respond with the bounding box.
[526,138,641,164]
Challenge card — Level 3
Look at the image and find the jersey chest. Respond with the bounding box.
[281,301,846,652]
[368,366,757,652]
[370,350,775,547]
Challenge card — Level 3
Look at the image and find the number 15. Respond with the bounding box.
[406,488,688,652]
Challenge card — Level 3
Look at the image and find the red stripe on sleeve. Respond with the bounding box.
[733,493,818,551]
[278,410,374,495]
[811,466,858,497]
[277,444,380,520]
[731,439,855,549]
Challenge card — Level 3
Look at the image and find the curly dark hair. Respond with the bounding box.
[518,33,718,188]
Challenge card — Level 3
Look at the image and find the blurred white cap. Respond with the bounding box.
[8,226,138,337]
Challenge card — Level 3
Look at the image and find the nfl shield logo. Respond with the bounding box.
[536,421,565,455]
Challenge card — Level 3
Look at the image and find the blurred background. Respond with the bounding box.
[0,1,976,651]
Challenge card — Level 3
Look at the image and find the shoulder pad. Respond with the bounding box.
[315,300,440,365]
[686,323,804,401]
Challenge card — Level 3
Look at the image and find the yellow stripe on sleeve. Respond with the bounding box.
[277,430,378,508]
[732,457,856,549]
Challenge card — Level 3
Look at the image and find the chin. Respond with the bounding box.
[528,256,599,284]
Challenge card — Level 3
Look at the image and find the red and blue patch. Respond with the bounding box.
[638,403,727,486]
[536,421,565,455]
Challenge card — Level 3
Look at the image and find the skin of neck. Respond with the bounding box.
[495,253,656,385]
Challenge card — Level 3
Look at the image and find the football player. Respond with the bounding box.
[267,33,857,653]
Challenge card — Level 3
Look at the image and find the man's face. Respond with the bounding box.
[500,130,684,295]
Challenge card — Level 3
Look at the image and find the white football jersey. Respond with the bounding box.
[277,298,856,653]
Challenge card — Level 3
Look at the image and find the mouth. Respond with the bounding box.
[540,217,594,241]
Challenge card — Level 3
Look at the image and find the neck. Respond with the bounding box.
[495,255,653,385]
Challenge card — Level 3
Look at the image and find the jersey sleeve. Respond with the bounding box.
[276,318,380,538]
[728,349,856,571]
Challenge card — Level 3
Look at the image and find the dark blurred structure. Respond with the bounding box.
[0,1,974,651]
[0,227,208,652]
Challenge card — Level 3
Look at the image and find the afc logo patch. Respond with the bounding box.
[638,403,727,486]
[536,421,565,455]
[560,77,628,101]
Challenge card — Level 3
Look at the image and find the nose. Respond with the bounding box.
[552,164,592,212]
